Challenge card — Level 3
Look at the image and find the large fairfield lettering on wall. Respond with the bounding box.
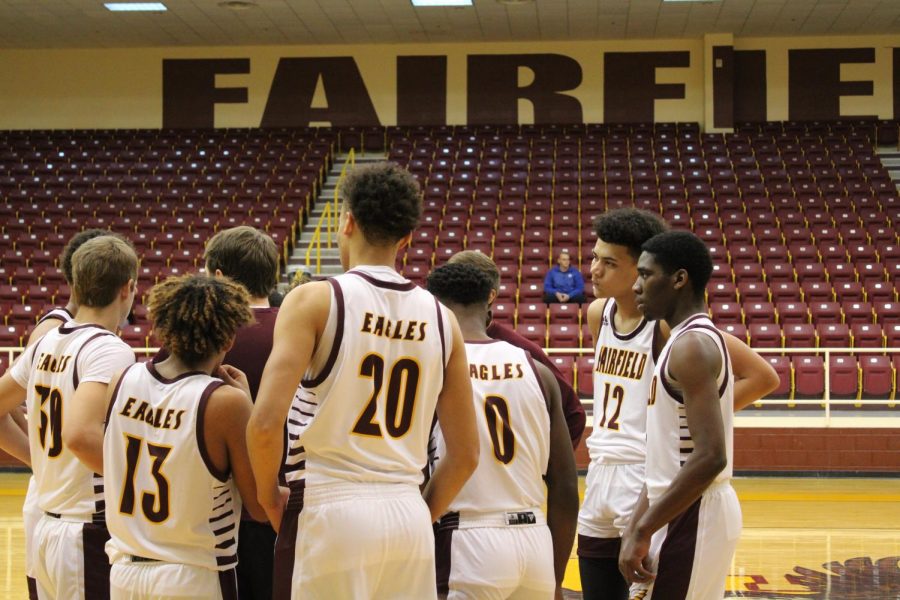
[158,45,896,129]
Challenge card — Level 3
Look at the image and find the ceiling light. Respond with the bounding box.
[219,0,257,9]
[411,0,473,6]
[496,0,534,4]
[663,0,721,2]
[104,2,167,11]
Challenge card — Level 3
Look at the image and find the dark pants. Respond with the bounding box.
[237,519,277,600]
[543,292,587,305]
[579,556,629,600]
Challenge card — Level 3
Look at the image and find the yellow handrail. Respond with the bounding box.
[305,149,356,273]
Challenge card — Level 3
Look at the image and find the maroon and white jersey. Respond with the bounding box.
[10,322,134,519]
[433,339,550,515]
[585,299,661,465]
[36,306,74,327]
[645,314,734,503]
[104,362,241,570]
[288,266,451,488]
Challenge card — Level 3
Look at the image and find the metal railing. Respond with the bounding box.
[304,149,355,273]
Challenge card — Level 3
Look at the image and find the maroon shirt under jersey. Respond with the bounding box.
[486,321,586,449]
[224,307,279,401]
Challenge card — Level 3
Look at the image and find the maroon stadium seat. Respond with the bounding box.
[793,355,825,398]
[817,323,851,348]
[842,301,874,326]
[851,323,884,348]
[763,356,793,399]
[860,355,894,398]
[809,301,842,325]
[784,323,817,348]
[718,323,748,343]
[549,303,580,325]
[548,324,580,348]
[709,302,743,326]
[576,356,596,397]
[829,355,860,399]
[549,355,576,390]
[776,301,809,324]
[517,303,547,325]
[737,281,770,303]
[516,323,547,348]
[748,323,782,348]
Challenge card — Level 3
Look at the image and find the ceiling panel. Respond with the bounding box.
[0,0,897,48]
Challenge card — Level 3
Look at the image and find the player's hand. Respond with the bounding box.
[619,528,655,585]
[553,585,565,600]
[217,364,251,399]
[260,484,290,532]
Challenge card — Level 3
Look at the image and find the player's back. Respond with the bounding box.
[435,339,550,514]
[293,266,450,488]
[104,361,241,570]
[18,323,129,518]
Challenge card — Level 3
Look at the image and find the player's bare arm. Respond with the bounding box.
[64,381,113,474]
[248,280,330,530]
[722,332,780,411]
[206,381,267,522]
[0,373,29,465]
[619,332,728,584]
[619,484,652,582]
[422,311,479,522]
[536,361,578,596]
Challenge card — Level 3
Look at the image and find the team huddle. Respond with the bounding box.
[0,162,778,600]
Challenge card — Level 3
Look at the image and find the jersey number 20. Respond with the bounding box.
[352,354,420,438]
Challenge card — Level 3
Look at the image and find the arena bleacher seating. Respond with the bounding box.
[1,119,898,402]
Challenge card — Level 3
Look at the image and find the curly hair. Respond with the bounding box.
[641,231,713,297]
[343,162,422,246]
[61,229,113,284]
[204,226,279,298]
[593,208,668,260]
[447,250,500,291]
[426,263,495,307]
[148,274,254,368]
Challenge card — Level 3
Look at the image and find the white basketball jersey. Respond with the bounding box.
[103,362,241,570]
[288,266,451,488]
[433,340,550,515]
[645,314,734,503]
[36,306,74,327]
[11,323,133,519]
[586,299,660,465]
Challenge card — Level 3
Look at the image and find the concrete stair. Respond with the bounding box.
[285,152,387,279]
[875,146,900,191]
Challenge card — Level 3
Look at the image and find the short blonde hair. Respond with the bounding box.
[71,236,138,307]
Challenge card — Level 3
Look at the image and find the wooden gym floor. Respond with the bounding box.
[1,473,897,599]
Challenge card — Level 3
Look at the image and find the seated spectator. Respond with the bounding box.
[543,252,586,304]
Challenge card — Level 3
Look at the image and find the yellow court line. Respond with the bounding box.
[738,491,900,502]
[0,491,25,497]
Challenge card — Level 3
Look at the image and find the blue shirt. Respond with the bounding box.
[544,266,584,297]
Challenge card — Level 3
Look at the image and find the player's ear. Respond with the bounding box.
[487,288,498,305]
[341,209,356,236]
[396,232,413,252]
[672,268,689,291]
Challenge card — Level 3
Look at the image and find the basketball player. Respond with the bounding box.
[247,162,479,600]
[427,263,578,599]
[101,274,265,599]
[204,225,281,600]
[620,230,742,599]
[10,228,113,598]
[578,209,778,600]
[446,250,586,448]
[0,235,139,599]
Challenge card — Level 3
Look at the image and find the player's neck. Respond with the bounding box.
[666,298,708,330]
[349,246,400,271]
[612,293,642,321]
[455,309,492,341]
[73,304,122,332]
[155,354,219,378]
[249,295,270,308]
